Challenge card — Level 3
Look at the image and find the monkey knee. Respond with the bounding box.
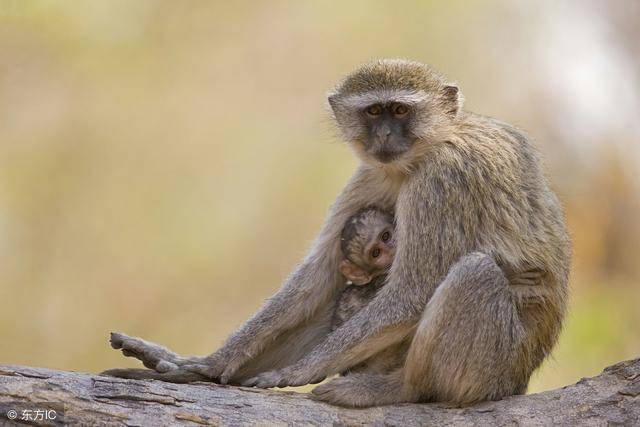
[454,252,501,274]
[446,252,507,290]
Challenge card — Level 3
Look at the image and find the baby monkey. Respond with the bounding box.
[333,207,395,330]
[333,207,546,332]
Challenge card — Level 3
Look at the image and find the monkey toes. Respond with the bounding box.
[109,332,182,371]
[312,378,356,406]
[312,376,378,407]
[109,332,126,350]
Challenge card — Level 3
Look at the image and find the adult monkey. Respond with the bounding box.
[107,59,571,407]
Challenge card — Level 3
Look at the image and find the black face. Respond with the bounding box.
[362,102,414,163]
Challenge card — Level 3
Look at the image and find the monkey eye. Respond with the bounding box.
[392,103,408,117]
[366,104,382,116]
[381,231,391,242]
[371,247,381,258]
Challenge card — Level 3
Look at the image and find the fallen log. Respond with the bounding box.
[0,358,638,426]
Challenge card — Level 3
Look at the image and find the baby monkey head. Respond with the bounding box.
[328,59,463,168]
[339,207,395,286]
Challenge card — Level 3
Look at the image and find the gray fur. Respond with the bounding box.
[331,278,385,331]
[106,59,570,408]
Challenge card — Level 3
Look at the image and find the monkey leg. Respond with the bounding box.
[109,332,208,372]
[403,252,528,404]
[313,252,528,407]
[108,304,336,384]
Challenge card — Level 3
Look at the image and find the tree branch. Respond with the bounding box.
[0,358,638,425]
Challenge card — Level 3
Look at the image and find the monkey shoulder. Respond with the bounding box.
[396,114,565,267]
[463,114,543,174]
[406,115,545,201]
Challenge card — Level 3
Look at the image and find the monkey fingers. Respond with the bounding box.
[241,370,285,388]
[181,351,251,384]
[513,279,536,286]
[509,283,551,305]
[285,367,327,387]
[181,359,225,382]
[243,365,326,389]
[510,269,544,287]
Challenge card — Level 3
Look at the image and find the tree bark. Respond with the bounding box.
[0,358,638,426]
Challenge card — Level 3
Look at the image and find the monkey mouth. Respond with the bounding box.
[373,150,402,163]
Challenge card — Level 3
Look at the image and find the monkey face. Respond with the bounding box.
[328,60,464,169]
[361,102,416,164]
[340,209,395,285]
[364,224,395,272]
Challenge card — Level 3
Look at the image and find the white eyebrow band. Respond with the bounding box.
[340,89,430,109]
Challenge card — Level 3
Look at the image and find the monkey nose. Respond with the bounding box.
[375,135,389,145]
[376,127,391,140]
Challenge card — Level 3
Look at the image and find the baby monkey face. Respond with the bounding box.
[339,208,395,286]
[361,219,395,272]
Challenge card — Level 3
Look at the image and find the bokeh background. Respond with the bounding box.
[1,1,638,394]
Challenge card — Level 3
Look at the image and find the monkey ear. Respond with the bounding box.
[327,93,339,112]
[442,84,464,116]
[339,259,373,286]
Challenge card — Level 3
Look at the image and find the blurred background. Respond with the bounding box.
[1,0,638,394]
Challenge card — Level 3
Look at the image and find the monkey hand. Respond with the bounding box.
[181,350,250,385]
[507,269,551,306]
[241,361,328,389]
[181,359,223,381]
[508,268,544,287]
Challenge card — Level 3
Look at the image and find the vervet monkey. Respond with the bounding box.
[106,59,570,407]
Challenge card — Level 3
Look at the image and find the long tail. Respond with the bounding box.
[100,368,209,383]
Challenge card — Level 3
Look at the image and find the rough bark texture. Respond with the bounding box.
[0,359,638,426]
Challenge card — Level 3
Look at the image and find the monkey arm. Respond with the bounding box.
[110,220,343,380]
[108,166,397,382]
[239,270,423,388]
[180,166,400,383]
[241,146,547,389]
[241,170,442,388]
